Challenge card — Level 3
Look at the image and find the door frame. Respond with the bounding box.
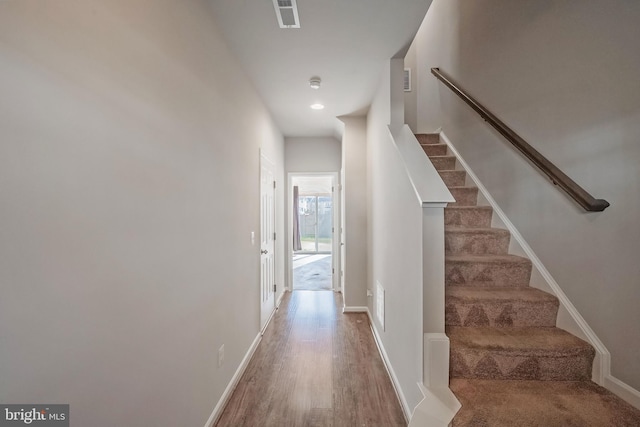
[287,172,341,292]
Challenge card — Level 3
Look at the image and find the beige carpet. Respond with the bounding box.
[451,379,640,427]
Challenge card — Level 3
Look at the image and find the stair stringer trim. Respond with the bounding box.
[604,375,640,411]
[440,131,609,384]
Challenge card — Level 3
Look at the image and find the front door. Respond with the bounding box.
[260,154,276,330]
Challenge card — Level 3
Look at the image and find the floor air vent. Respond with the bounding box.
[273,0,300,28]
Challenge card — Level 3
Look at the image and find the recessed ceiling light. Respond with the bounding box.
[309,76,321,89]
[310,103,325,110]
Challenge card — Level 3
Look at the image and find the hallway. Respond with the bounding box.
[216,291,406,426]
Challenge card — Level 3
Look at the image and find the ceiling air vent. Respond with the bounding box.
[273,0,300,28]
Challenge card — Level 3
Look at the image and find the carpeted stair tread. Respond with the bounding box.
[445,206,493,228]
[445,227,510,234]
[450,379,640,427]
[446,286,559,327]
[429,155,457,171]
[448,326,595,381]
[415,133,440,145]
[438,170,466,187]
[448,186,479,206]
[422,143,448,156]
[446,253,531,263]
[447,286,558,303]
[445,227,511,255]
[447,326,593,354]
[446,254,532,287]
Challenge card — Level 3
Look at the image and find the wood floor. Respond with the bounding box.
[216,290,406,427]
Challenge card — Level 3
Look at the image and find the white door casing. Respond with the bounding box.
[340,169,345,293]
[260,154,276,330]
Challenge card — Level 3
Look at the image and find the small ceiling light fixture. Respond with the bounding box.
[309,76,321,90]
[310,103,325,110]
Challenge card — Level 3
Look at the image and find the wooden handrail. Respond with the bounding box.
[431,67,610,212]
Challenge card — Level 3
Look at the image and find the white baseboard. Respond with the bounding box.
[276,290,286,308]
[204,333,262,427]
[343,306,368,313]
[366,309,412,423]
[260,291,286,335]
[605,375,640,410]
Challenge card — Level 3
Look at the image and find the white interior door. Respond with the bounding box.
[260,154,276,330]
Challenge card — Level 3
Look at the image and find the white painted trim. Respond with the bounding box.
[342,306,368,313]
[260,308,277,336]
[441,131,610,385]
[388,125,454,207]
[409,383,461,427]
[409,334,460,426]
[276,289,286,308]
[422,202,449,208]
[204,333,262,427]
[604,375,640,410]
[423,333,451,389]
[366,309,412,423]
[260,290,286,335]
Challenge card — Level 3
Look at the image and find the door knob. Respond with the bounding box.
[261,249,269,254]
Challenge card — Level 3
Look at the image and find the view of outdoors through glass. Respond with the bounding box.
[297,194,332,253]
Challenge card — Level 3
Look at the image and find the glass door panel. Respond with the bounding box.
[295,193,332,254]
[317,196,333,252]
[299,195,318,252]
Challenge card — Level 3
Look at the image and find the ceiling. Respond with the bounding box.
[207,0,432,138]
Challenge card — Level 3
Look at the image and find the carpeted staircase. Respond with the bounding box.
[417,133,640,426]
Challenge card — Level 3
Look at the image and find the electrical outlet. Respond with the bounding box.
[218,344,225,368]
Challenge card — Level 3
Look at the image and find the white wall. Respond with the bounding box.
[366,62,424,413]
[340,117,368,309]
[0,1,285,426]
[285,137,341,173]
[404,45,418,133]
[414,0,640,390]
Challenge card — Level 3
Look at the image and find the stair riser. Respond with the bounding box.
[450,347,594,381]
[422,144,448,156]
[439,171,466,187]
[445,208,493,228]
[445,260,532,287]
[449,187,479,206]
[445,232,510,255]
[416,134,439,145]
[431,156,456,171]
[446,300,559,328]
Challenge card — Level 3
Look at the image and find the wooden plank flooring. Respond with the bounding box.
[216,290,406,427]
